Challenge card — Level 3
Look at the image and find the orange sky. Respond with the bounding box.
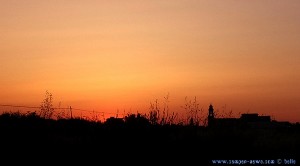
[1,0,300,123]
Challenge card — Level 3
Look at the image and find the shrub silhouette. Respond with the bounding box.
[104,116,124,127]
[124,113,150,127]
[40,90,55,119]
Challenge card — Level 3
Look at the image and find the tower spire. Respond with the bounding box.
[208,104,214,127]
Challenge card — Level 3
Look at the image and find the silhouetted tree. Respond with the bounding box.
[124,113,150,127]
[40,90,54,119]
[104,117,124,127]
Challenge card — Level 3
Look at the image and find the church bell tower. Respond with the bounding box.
[208,104,214,127]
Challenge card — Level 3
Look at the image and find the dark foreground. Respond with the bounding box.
[0,113,299,165]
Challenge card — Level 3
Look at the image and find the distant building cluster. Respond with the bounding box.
[207,104,291,129]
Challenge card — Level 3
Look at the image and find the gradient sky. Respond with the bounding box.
[1,0,299,122]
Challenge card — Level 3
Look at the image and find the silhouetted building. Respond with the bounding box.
[207,104,273,128]
[240,113,271,122]
[208,104,215,127]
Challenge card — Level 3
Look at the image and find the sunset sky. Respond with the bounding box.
[1,0,299,122]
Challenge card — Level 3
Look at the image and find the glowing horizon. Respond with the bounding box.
[1,0,300,123]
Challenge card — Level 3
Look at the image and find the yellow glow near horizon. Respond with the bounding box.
[1,0,300,122]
